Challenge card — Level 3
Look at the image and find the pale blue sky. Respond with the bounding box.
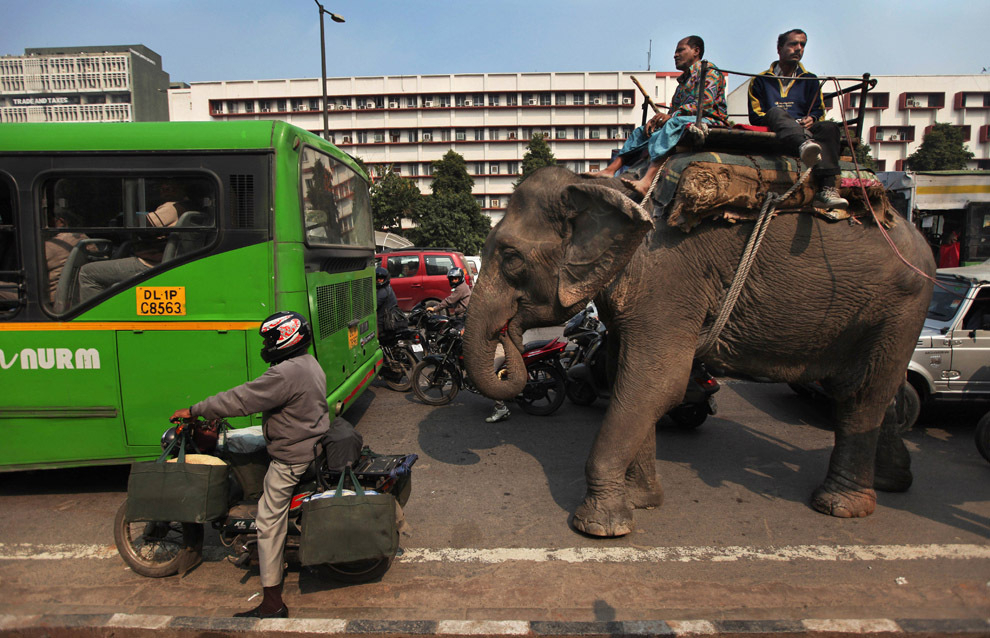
[1,0,988,92]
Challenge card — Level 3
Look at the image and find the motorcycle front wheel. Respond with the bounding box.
[382,347,418,392]
[665,403,709,429]
[318,556,394,583]
[517,362,566,416]
[565,379,598,406]
[113,501,203,578]
[411,359,459,405]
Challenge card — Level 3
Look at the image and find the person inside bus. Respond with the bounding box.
[171,311,329,620]
[77,179,192,302]
[0,209,90,305]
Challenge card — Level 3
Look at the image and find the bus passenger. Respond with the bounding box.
[598,36,729,195]
[78,179,191,302]
[0,210,89,305]
[171,311,327,620]
[748,29,848,210]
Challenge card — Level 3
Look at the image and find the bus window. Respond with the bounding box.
[300,148,373,249]
[0,177,18,314]
[38,175,219,314]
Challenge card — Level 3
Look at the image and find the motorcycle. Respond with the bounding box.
[563,305,721,429]
[113,417,417,583]
[410,319,569,416]
[378,326,424,392]
[407,302,455,355]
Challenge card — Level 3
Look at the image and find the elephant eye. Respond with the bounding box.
[500,250,525,280]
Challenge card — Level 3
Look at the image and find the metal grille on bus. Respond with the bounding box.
[229,174,255,228]
[315,277,374,340]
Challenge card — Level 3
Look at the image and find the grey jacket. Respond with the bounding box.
[436,282,471,317]
[191,354,330,464]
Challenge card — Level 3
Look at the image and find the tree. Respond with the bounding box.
[853,141,878,172]
[408,151,491,254]
[515,132,556,187]
[430,150,475,195]
[370,168,421,233]
[906,122,974,171]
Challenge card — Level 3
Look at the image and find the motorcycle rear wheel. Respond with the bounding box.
[517,362,566,416]
[666,404,708,429]
[113,501,202,578]
[318,556,394,583]
[565,379,597,406]
[412,359,459,405]
[382,347,417,392]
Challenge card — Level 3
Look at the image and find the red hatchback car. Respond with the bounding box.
[377,247,474,312]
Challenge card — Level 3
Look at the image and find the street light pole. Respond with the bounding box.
[314,0,344,141]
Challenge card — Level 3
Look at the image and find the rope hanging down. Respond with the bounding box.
[695,166,812,357]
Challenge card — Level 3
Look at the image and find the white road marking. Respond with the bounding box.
[0,542,987,563]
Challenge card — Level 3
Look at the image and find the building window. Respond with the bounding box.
[357,131,368,144]
[608,126,619,139]
[489,163,499,174]
[507,129,518,140]
[456,95,467,107]
[455,129,466,141]
[524,93,536,106]
[506,94,517,106]
[227,101,239,114]
[573,93,585,106]
[474,162,485,175]
[438,96,450,107]
[423,95,435,107]
[422,129,434,142]
[589,162,600,172]
[490,197,501,208]
[490,129,500,141]
[390,132,400,143]
[556,93,567,105]
[556,129,566,139]
[474,128,485,141]
[244,101,255,113]
[276,99,286,112]
[408,163,419,176]
[573,127,584,139]
[508,162,519,174]
[474,94,483,106]
[441,130,451,142]
[540,93,552,106]
[309,98,320,110]
[606,93,618,105]
[406,96,418,108]
[488,94,500,107]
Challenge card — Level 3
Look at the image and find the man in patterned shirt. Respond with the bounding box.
[599,35,728,195]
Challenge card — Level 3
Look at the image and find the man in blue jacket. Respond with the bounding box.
[748,29,848,209]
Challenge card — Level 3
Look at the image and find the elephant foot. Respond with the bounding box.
[810,482,876,518]
[571,494,634,537]
[625,474,664,510]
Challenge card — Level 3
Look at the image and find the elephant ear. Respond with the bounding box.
[558,183,654,308]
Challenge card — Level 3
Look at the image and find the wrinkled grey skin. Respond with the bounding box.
[463,166,935,537]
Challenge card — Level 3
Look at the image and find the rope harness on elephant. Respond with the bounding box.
[694,166,812,357]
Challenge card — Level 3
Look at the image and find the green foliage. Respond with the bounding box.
[515,133,556,187]
[370,168,421,233]
[430,150,475,195]
[906,123,975,171]
[407,150,490,254]
[408,191,491,255]
[853,141,877,172]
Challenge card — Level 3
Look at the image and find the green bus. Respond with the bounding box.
[0,121,383,471]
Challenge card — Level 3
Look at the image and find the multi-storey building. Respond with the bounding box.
[727,75,990,171]
[0,45,170,123]
[168,72,685,224]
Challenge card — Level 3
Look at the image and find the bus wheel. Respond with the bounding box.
[317,556,393,583]
[113,501,201,578]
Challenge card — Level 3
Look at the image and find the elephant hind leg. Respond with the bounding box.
[874,382,913,493]
[625,431,664,510]
[810,387,888,518]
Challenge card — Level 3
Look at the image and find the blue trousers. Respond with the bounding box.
[619,115,715,163]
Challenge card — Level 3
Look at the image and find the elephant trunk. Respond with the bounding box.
[463,284,528,401]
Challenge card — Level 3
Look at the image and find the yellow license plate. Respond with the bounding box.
[136,287,186,316]
[348,324,359,348]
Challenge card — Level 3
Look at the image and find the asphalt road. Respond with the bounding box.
[0,371,988,631]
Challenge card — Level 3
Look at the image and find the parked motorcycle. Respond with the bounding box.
[563,305,720,429]
[378,326,424,391]
[410,319,569,416]
[113,417,417,583]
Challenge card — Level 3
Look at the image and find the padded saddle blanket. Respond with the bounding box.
[639,151,897,231]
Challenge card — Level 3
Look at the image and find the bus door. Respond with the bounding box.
[298,146,377,395]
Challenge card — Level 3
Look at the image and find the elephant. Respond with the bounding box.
[462,165,935,538]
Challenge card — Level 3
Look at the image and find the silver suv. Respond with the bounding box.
[909,264,990,404]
